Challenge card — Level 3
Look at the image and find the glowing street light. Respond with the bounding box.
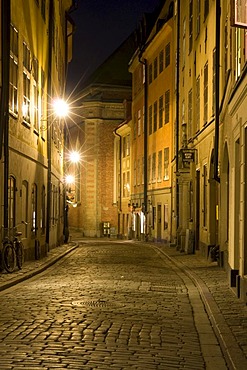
[65,174,74,185]
[53,98,69,118]
[69,150,80,163]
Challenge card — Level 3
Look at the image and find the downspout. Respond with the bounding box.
[46,0,54,249]
[2,0,10,230]
[214,0,220,183]
[176,0,181,230]
[114,128,122,235]
[139,56,148,239]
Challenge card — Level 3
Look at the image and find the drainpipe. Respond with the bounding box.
[114,128,122,235]
[45,0,54,250]
[138,56,148,239]
[214,0,220,183]
[1,0,10,230]
[176,0,181,231]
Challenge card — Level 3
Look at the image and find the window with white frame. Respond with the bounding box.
[165,42,170,67]
[159,95,163,129]
[23,42,31,124]
[164,147,169,180]
[158,150,162,181]
[149,105,153,135]
[196,76,200,132]
[154,57,158,79]
[165,90,170,124]
[152,152,156,183]
[153,101,157,132]
[159,49,164,73]
[33,58,39,132]
[9,25,18,115]
[137,109,141,136]
[188,89,192,139]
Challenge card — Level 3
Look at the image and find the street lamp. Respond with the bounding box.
[53,98,69,118]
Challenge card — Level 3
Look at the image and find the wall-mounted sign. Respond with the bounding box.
[179,149,196,163]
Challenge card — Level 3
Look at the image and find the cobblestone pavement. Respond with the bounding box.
[0,238,246,369]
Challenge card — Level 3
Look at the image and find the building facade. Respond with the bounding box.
[176,0,247,301]
[67,35,136,237]
[129,0,175,242]
[0,0,74,261]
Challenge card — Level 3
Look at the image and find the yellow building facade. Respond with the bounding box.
[129,1,175,242]
[0,0,74,261]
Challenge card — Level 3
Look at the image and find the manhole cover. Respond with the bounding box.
[72,299,114,308]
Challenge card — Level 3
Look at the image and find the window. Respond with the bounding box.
[188,89,193,139]
[159,96,163,128]
[204,0,209,20]
[148,155,151,183]
[41,0,46,21]
[154,57,158,79]
[137,109,141,136]
[158,150,162,181]
[23,43,31,124]
[182,18,186,68]
[33,58,39,131]
[133,112,137,139]
[137,158,141,185]
[235,28,241,80]
[159,49,164,73]
[204,62,208,124]
[149,105,153,135]
[196,0,201,37]
[31,183,38,236]
[126,134,130,156]
[153,101,157,132]
[148,63,152,84]
[164,148,169,180]
[212,49,216,115]
[196,76,200,132]
[165,42,170,67]
[165,90,170,124]
[8,176,16,229]
[152,152,156,182]
[41,68,46,138]
[123,135,130,158]
[189,0,193,53]
[9,25,18,115]
[123,172,126,197]
[134,160,137,186]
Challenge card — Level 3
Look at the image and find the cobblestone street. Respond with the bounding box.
[0,240,246,369]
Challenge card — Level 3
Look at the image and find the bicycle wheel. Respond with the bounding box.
[16,241,24,269]
[3,242,16,273]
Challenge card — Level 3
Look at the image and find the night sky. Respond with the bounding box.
[66,0,161,94]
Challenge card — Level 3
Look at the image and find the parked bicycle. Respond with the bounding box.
[1,224,25,273]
